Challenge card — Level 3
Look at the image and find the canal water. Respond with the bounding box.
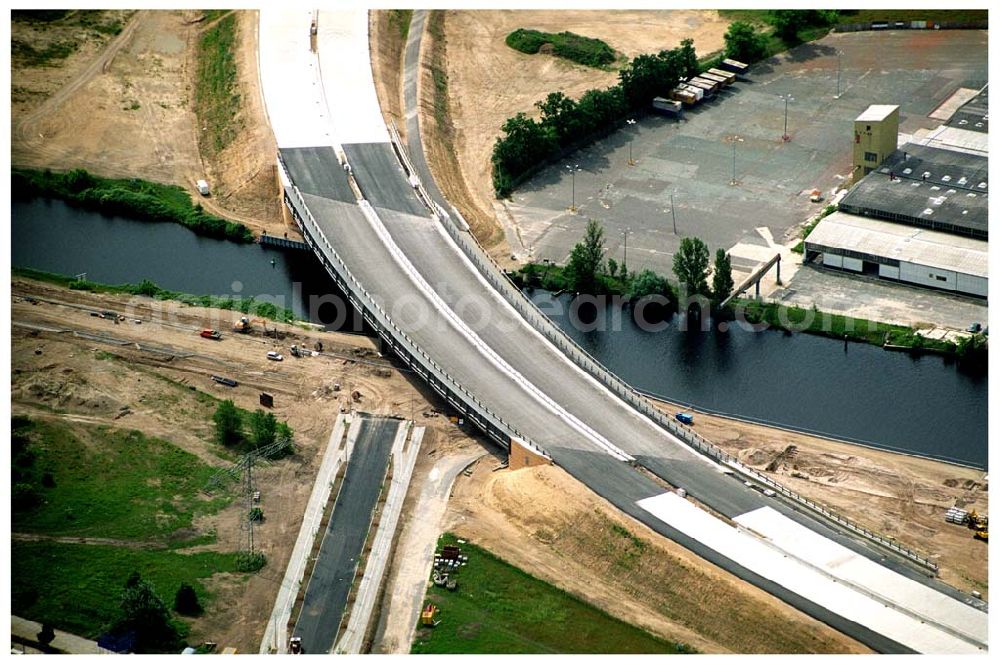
[11,198,362,329]
[11,200,988,467]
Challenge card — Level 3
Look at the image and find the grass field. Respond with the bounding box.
[12,416,230,540]
[411,533,687,654]
[11,542,240,639]
[196,13,242,154]
[10,413,245,645]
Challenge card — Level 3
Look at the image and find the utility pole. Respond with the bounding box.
[626,118,637,166]
[566,164,581,212]
[622,227,631,273]
[781,94,794,141]
[728,135,744,185]
[835,50,842,99]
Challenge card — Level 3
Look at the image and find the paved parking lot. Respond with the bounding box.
[505,29,988,276]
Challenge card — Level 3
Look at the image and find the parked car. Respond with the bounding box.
[266,351,284,361]
[967,322,982,333]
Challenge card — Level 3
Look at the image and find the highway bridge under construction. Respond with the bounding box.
[257,9,987,654]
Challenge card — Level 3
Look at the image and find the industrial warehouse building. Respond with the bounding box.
[803,211,987,297]
[805,92,988,298]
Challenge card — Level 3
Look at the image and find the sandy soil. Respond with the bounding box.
[11,10,291,239]
[10,277,471,651]
[648,398,988,597]
[446,461,870,654]
[423,10,731,257]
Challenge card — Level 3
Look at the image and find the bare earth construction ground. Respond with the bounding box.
[10,277,474,650]
[11,10,289,238]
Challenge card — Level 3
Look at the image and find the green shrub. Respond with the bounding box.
[506,29,615,68]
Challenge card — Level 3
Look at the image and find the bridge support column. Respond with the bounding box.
[776,255,782,285]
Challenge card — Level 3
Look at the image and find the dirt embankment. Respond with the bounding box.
[369,11,407,137]
[419,10,731,258]
[649,398,988,597]
[10,276,475,651]
[11,10,290,238]
[446,461,870,654]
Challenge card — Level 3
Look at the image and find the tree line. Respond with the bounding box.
[492,10,840,198]
[538,218,734,312]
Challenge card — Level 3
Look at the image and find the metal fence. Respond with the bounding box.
[275,153,551,463]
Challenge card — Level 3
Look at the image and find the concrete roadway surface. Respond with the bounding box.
[282,145,979,652]
[293,414,399,654]
[261,12,986,653]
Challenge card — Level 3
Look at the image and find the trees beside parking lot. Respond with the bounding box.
[723,21,769,64]
[491,41,693,197]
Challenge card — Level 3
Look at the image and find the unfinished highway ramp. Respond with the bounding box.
[293,414,399,654]
[258,9,988,654]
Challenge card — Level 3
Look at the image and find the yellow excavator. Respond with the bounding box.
[968,510,988,542]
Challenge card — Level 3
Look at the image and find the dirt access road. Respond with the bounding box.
[406,10,731,259]
[11,10,289,238]
[10,276,478,651]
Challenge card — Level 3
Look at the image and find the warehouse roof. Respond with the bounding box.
[839,144,988,238]
[855,104,899,122]
[946,85,988,134]
[805,212,988,278]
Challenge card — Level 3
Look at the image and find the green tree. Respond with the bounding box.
[213,400,243,447]
[628,269,670,300]
[492,113,558,197]
[536,91,580,145]
[672,237,711,298]
[116,573,181,653]
[677,38,699,79]
[173,583,202,616]
[711,248,735,306]
[565,219,606,294]
[618,52,683,110]
[276,421,294,447]
[724,21,769,63]
[248,409,277,449]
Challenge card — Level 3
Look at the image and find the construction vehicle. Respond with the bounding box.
[290,344,307,357]
[967,510,988,531]
[233,316,252,334]
[974,529,988,542]
[421,604,439,627]
[200,329,222,340]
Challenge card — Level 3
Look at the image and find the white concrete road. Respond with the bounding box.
[258,10,988,654]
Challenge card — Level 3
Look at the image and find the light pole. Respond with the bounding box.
[669,193,677,235]
[622,227,632,273]
[626,118,637,166]
[781,94,794,141]
[728,135,744,185]
[566,164,581,212]
[835,50,842,99]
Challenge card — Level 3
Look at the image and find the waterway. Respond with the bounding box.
[11,198,362,329]
[526,290,987,468]
[11,199,988,467]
